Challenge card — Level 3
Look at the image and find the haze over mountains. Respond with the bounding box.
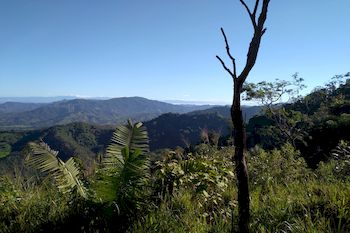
[0,96,229,105]
[0,97,220,130]
[0,96,77,104]
[0,102,47,114]
[0,97,262,159]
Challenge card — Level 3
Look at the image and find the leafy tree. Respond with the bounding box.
[216,0,271,231]
[243,73,306,105]
[291,72,349,115]
[244,74,310,147]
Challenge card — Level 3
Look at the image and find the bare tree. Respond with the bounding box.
[216,0,271,232]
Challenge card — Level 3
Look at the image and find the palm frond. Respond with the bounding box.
[102,120,150,211]
[26,142,88,199]
[117,148,150,187]
[331,142,350,160]
[103,120,149,169]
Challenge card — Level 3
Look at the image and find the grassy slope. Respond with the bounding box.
[1,144,350,232]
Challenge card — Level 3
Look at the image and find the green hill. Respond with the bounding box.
[188,105,262,121]
[247,78,350,167]
[145,112,231,150]
[0,111,233,173]
[0,97,211,130]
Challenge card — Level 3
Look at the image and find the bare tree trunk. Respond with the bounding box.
[232,84,249,233]
[216,1,271,232]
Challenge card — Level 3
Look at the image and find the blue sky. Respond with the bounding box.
[0,0,349,103]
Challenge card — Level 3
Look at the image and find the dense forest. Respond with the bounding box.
[0,104,260,169]
[0,75,350,232]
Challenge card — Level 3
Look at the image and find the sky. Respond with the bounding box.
[0,0,349,104]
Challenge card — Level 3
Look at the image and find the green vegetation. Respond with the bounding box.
[26,142,88,198]
[144,112,231,150]
[132,144,350,233]
[0,132,23,158]
[0,143,11,158]
[0,97,211,130]
[1,77,350,232]
[2,141,349,232]
[247,75,350,166]
[0,132,25,159]
[0,111,232,166]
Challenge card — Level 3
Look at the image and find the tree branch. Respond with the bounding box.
[238,0,270,86]
[216,55,234,78]
[220,28,237,78]
[252,0,260,18]
[257,0,270,30]
[239,0,257,28]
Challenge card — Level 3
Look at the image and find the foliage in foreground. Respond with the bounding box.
[26,142,88,198]
[132,144,350,233]
[1,140,350,232]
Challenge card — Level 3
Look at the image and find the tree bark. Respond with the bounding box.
[232,83,250,233]
[216,1,270,232]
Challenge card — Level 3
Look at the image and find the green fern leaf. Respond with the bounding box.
[26,142,88,199]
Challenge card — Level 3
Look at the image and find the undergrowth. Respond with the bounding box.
[1,143,350,232]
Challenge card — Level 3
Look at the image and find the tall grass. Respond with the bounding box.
[1,143,350,232]
[0,175,71,233]
[132,144,350,233]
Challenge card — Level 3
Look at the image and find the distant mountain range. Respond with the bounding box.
[0,107,260,169]
[0,97,213,130]
[0,102,263,173]
[0,96,231,105]
[0,96,77,103]
[1,112,230,168]
[0,102,48,114]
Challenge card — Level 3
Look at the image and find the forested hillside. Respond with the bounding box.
[188,105,262,122]
[145,112,231,150]
[0,112,232,174]
[0,102,47,114]
[247,78,350,167]
[0,103,262,166]
[0,97,211,130]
